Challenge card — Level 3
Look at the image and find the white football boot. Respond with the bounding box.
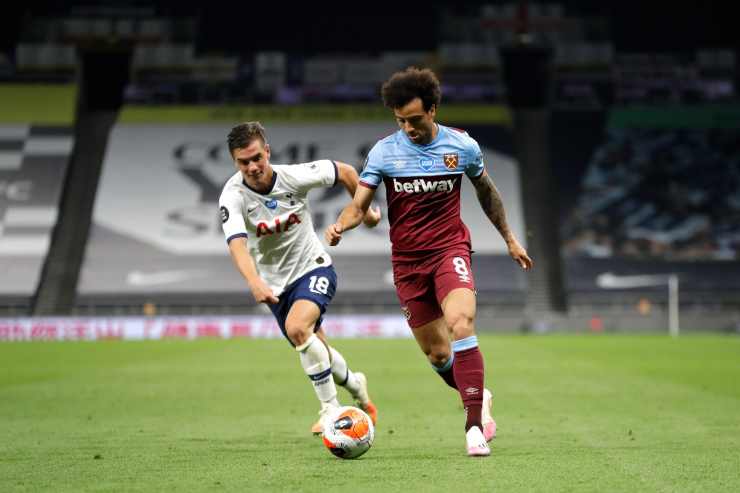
[481,388,497,442]
[466,426,491,457]
[311,403,338,436]
[353,372,378,425]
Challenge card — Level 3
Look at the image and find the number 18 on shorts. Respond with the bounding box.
[268,266,338,344]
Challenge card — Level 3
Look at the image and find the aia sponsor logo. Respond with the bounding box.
[256,213,301,237]
[392,177,457,194]
[443,153,459,170]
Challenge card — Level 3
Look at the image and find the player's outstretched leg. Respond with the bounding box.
[285,301,341,435]
[327,344,377,424]
[442,288,490,456]
[428,340,493,441]
[452,335,489,456]
[426,335,493,441]
[296,334,341,434]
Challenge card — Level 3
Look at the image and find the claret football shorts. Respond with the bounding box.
[392,249,476,328]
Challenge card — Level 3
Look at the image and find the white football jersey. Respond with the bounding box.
[219,160,338,296]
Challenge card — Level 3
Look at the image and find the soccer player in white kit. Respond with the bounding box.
[219,122,381,434]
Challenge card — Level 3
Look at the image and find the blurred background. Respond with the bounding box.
[1,1,739,336]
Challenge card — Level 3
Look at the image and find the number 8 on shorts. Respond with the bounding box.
[453,256,471,283]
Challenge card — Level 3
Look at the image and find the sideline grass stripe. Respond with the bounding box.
[0,85,511,125]
[0,84,77,124]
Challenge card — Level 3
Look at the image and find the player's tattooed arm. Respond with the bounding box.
[471,171,533,270]
[471,171,512,240]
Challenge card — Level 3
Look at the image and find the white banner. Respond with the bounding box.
[92,123,524,255]
[80,123,524,295]
[0,315,412,341]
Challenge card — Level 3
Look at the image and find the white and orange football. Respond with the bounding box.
[322,406,375,459]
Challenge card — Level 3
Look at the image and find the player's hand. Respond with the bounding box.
[362,206,381,228]
[507,238,533,270]
[325,223,343,246]
[250,279,279,304]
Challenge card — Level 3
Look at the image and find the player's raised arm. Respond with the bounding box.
[334,161,381,228]
[469,170,533,270]
[227,237,279,304]
[325,185,377,246]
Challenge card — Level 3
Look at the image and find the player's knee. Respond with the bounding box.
[427,348,452,367]
[446,311,475,338]
[285,322,313,347]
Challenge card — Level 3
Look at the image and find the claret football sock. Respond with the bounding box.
[296,334,339,407]
[431,353,458,390]
[452,336,485,431]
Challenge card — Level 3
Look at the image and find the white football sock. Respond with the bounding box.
[328,345,361,397]
[296,334,339,406]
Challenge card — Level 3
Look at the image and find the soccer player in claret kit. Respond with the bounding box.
[325,68,533,457]
[219,122,381,434]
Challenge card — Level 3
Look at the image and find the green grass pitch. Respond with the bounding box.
[1,334,739,492]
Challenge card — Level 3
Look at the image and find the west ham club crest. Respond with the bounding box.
[443,153,459,170]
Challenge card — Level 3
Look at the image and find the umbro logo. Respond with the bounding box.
[464,386,479,395]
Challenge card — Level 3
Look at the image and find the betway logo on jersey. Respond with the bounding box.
[392,177,457,194]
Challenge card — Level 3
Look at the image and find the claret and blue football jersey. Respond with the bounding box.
[359,124,485,261]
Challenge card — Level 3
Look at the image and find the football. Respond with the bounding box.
[321,406,375,459]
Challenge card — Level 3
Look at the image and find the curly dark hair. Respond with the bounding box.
[381,67,441,111]
[227,121,267,154]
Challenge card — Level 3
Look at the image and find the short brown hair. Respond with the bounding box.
[227,121,267,155]
[381,67,441,111]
